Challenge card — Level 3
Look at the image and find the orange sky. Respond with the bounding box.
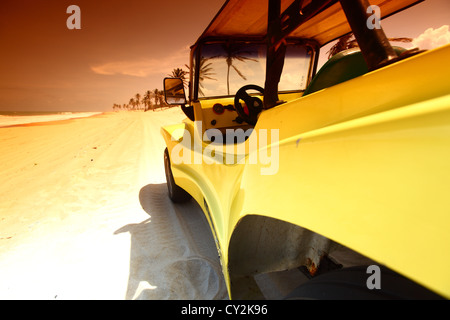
[0,0,449,112]
[0,0,225,112]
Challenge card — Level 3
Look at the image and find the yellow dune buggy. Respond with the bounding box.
[162,0,450,299]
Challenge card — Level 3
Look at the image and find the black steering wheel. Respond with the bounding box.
[234,84,264,125]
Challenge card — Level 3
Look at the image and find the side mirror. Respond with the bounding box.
[163,78,187,105]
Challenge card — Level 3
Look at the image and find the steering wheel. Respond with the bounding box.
[234,85,264,125]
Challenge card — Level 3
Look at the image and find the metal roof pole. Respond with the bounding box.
[264,0,286,109]
[339,0,398,71]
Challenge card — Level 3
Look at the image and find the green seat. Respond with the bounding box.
[303,47,407,96]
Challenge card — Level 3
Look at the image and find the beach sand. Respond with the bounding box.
[0,109,228,299]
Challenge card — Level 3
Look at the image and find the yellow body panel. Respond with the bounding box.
[161,44,450,298]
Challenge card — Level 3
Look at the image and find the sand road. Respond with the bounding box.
[0,109,228,299]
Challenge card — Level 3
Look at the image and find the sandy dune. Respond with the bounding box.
[0,109,228,299]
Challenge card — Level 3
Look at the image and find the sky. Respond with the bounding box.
[0,0,449,112]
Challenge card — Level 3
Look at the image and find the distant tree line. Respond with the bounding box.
[112,67,189,112]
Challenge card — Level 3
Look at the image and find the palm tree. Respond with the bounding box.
[129,98,136,110]
[143,90,152,111]
[327,33,412,58]
[158,89,166,108]
[141,94,147,111]
[168,68,189,88]
[150,89,166,110]
[220,42,257,95]
[153,88,159,108]
[193,58,217,97]
[135,93,141,110]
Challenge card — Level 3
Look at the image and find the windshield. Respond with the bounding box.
[197,41,313,98]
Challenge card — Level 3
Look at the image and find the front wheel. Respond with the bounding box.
[164,148,191,203]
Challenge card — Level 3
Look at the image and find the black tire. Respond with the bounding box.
[286,266,444,300]
[164,148,191,203]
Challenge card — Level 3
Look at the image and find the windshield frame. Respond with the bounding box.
[190,37,319,101]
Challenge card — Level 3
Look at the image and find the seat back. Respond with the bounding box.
[303,47,406,96]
